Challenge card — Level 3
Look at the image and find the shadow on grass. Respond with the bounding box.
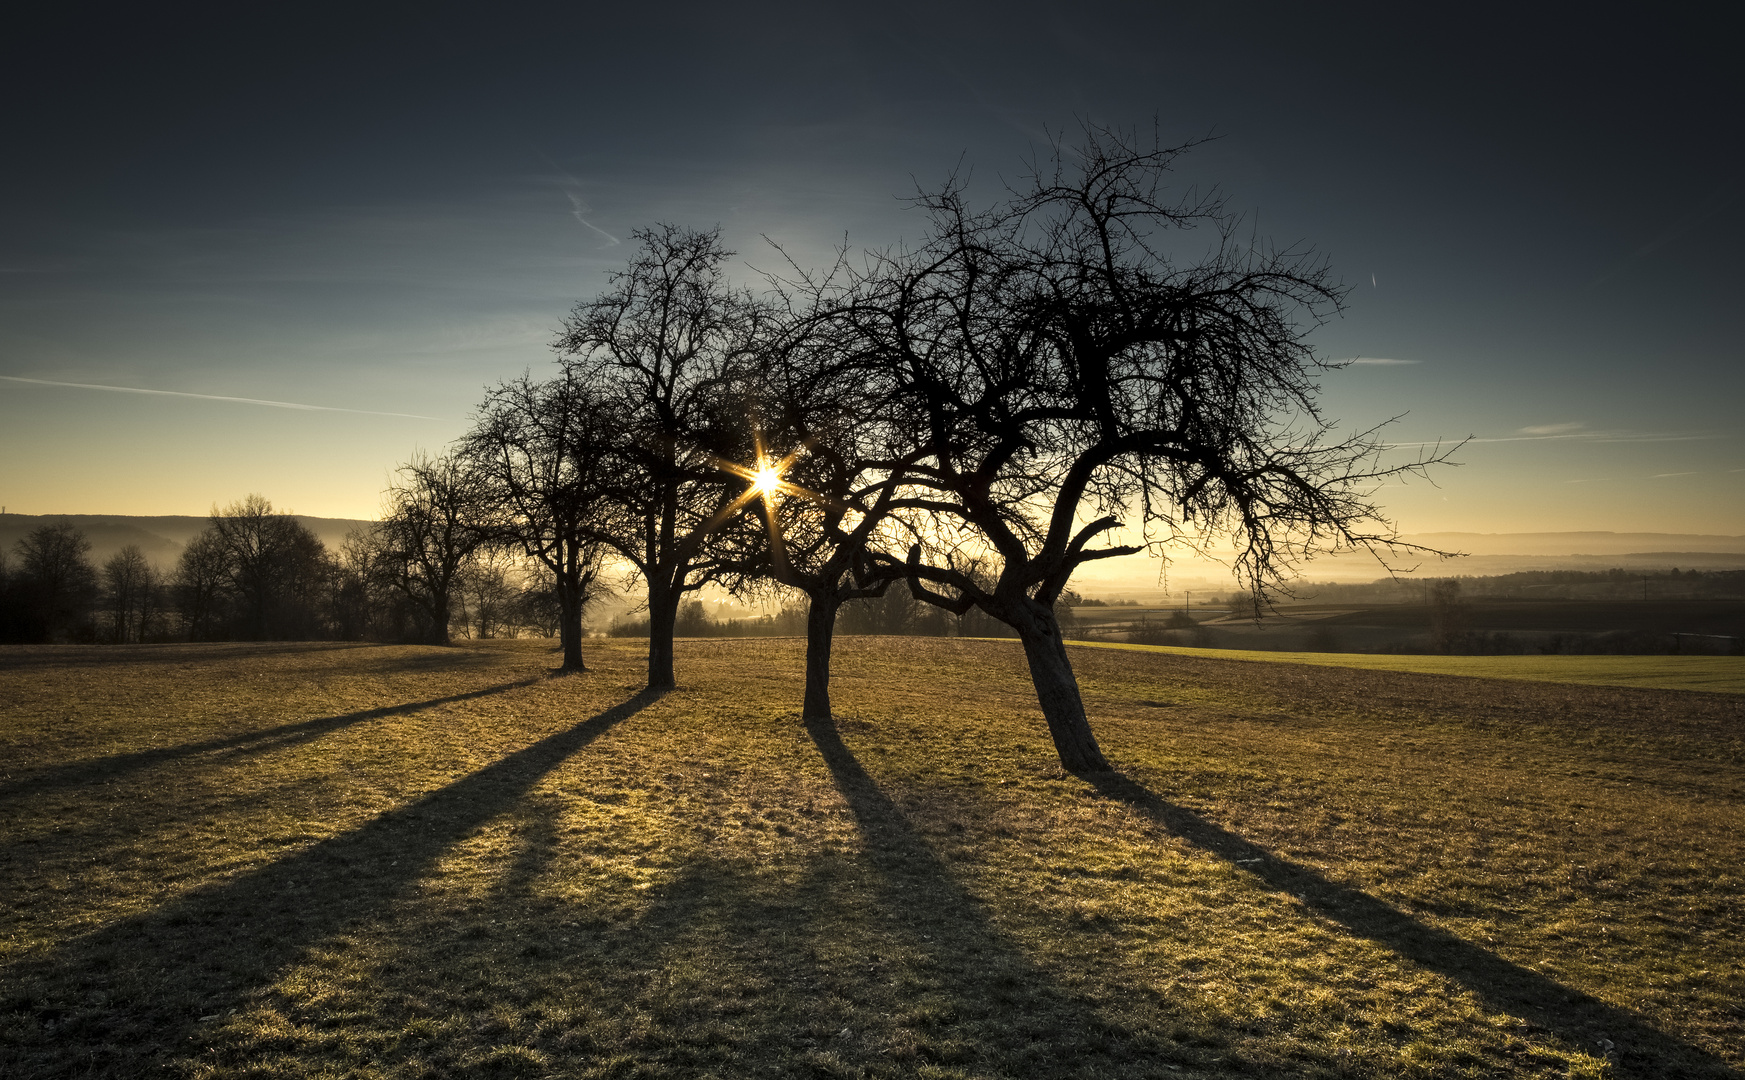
[212,720,1181,1077]
[0,676,547,802]
[0,642,383,671]
[799,716,1162,1075]
[1085,770,1740,1079]
[0,689,664,1078]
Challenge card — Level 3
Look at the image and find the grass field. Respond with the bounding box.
[1,638,1741,1078]
[1065,641,1745,694]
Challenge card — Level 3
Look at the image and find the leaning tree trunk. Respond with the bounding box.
[555,578,586,671]
[801,593,842,720]
[646,582,680,691]
[1012,605,1111,773]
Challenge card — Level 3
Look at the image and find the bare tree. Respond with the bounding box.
[171,529,231,641]
[204,495,332,640]
[10,522,98,642]
[513,581,564,638]
[331,527,393,641]
[553,224,769,691]
[462,371,612,671]
[451,549,521,640]
[832,125,1454,772]
[376,451,491,645]
[732,319,920,720]
[102,544,158,643]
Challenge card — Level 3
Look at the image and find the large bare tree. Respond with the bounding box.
[736,315,916,721]
[830,126,1452,772]
[554,224,768,691]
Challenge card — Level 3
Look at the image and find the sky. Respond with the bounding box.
[3,2,1741,541]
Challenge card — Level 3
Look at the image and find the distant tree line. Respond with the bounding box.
[0,496,566,646]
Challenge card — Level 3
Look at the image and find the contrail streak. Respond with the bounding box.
[534,149,621,247]
[0,376,447,420]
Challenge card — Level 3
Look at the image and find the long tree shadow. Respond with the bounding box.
[0,642,382,671]
[802,716,1154,1075]
[1084,770,1739,1078]
[0,677,546,803]
[270,722,1170,1077]
[0,690,664,1078]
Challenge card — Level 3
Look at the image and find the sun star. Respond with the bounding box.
[751,464,783,495]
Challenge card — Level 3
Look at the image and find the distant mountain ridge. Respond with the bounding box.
[0,513,375,569]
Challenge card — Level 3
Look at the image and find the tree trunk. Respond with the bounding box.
[646,584,680,691]
[431,594,452,646]
[1014,608,1110,773]
[802,593,841,720]
[556,578,586,671]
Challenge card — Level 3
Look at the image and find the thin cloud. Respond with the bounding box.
[562,190,621,247]
[1346,357,1419,365]
[1651,471,1697,478]
[0,376,447,420]
[1384,429,1719,450]
[535,150,620,248]
[1519,422,1585,436]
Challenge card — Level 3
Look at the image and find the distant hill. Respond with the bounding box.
[1399,531,1745,556]
[0,513,375,570]
[6,516,1744,583]
[1037,530,1745,600]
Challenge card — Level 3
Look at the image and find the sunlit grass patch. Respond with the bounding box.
[2,637,1740,1077]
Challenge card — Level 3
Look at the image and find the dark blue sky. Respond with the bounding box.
[3,2,1740,535]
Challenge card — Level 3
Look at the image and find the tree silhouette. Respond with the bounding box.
[171,529,232,641]
[102,544,159,643]
[732,318,923,719]
[376,451,492,646]
[554,224,768,691]
[462,372,612,671]
[829,125,1453,772]
[202,496,331,641]
[10,522,98,642]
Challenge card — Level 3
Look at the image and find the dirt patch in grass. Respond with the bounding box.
[1,637,1740,1077]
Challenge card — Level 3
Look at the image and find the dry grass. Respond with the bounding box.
[1068,640,1745,694]
[0,637,1739,1078]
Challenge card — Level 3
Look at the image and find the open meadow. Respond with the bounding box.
[1070,642,1745,695]
[1,638,1740,1078]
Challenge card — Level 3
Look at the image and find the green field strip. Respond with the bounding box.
[1061,639,1745,694]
